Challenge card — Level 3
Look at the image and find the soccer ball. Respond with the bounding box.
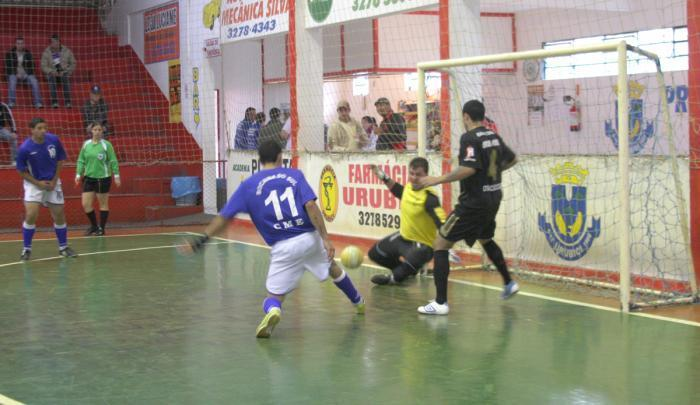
[340,245,364,269]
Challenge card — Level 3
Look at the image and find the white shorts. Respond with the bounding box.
[266,231,331,295]
[24,179,64,205]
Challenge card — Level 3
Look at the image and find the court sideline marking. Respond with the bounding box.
[0,392,25,405]
[0,231,188,244]
[207,234,700,328]
[0,240,232,269]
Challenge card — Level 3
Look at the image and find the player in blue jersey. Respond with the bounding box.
[180,140,365,338]
[16,117,77,260]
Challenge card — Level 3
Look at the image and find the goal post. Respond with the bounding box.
[416,41,698,311]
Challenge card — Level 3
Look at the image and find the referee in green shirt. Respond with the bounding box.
[75,121,120,235]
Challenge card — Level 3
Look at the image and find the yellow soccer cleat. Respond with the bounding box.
[255,307,281,338]
[355,297,366,315]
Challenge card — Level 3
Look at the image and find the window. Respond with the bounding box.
[543,26,688,80]
[404,72,441,96]
[352,74,369,96]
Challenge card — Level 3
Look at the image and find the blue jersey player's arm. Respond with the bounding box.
[49,136,68,191]
[179,182,247,254]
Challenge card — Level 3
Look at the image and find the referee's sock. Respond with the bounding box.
[481,240,512,285]
[99,210,109,229]
[433,250,450,305]
[54,223,68,249]
[333,270,362,304]
[22,222,36,250]
[85,210,97,228]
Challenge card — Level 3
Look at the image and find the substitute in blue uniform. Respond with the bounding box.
[16,117,77,260]
[181,140,365,338]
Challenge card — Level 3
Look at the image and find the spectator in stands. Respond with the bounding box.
[374,97,406,150]
[0,101,18,165]
[256,112,266,126]
[75,121,120,236]
[361,116,378,151]
[259,107,285,148]
[327,100,367,151]
[41,34,76,108]
[281,117,291,150]
[4,36,43,109]
[233,107,260,150]
[82,85,109,136]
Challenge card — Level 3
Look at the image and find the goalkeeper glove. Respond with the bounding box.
[375,167,390,182]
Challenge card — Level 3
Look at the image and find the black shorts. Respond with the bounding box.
[83,176,112,193]
[369,232,434,269]
[439,204,499,247]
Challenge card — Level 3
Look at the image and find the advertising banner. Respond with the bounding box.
[306,0,438,28]
[220,0,289,43]
[144,3,180,64]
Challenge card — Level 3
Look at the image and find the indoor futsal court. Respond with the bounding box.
[1,0,700,404]
[0,227,697,404]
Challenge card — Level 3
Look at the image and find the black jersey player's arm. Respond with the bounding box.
[415,166,476,190]
[424,193,446,227]
[501,144,518,171]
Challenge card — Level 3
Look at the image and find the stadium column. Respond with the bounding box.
[440,0,481,207]
[288,0,324,167]
[688,0,700,287]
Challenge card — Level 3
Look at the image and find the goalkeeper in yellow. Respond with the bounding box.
[368,158,447,285]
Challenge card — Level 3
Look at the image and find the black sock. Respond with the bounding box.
[482,240,512,285]
[433,250,450,304]
[86,210,97,228]
[99,210,109,229]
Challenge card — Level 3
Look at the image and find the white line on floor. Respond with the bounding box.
[0,392,25,405]
[0,241,232,268]
[210,235,700,328]
[0,231,189,243]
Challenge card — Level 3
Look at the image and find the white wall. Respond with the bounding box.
[222,40,263,148]
[104,0,177,97]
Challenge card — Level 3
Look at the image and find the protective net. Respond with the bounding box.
[434,35,695,309]
[0,2,209,230]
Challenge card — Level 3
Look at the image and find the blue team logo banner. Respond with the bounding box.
[604,81,654,154]
[538,162,600,261]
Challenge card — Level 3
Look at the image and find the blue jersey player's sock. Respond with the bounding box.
[333,270,362,304]
[22,222,36,250]
[262,296,282,314]
[54,223,68,249]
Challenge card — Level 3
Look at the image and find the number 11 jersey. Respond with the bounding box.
[220,167,317,246]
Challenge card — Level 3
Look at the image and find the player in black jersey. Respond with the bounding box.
[414,100,519,315]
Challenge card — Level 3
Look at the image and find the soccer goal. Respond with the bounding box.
[416,41,698,312]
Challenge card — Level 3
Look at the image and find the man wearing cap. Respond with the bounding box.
[41,34,76,108]
[327,100,367,152]
[374,97,406,151]
[82,85,110,137]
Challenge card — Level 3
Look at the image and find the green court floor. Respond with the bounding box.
[0,233,698,404]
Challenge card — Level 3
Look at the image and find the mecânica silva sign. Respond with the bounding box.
[220,0,289,43]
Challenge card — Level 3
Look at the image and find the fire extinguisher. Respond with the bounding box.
[568,98,581,132]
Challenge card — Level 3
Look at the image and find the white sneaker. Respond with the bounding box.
[417,300,449,315]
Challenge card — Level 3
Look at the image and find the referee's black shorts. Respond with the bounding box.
[439,203,499,247]
[82,176,112,194]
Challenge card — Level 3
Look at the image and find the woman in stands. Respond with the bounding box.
[75,121,120,235]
